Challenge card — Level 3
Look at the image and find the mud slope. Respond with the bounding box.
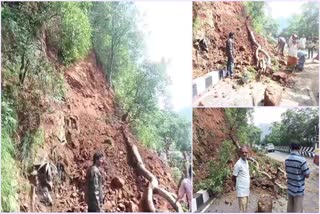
[193,108,233,188]
[29,53,177,212]
[193,1,276,79]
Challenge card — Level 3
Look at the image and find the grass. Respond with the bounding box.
[1,101,19,212]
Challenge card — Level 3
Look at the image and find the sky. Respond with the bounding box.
[267,1,306,19]
[253,107,288,126]
[135,1,192,111]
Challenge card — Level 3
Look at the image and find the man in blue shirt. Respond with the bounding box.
[285,143,311,212]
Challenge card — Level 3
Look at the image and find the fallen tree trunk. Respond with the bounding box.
[245,21,271,70]
[248,157,287,191]
[121,127,183,212]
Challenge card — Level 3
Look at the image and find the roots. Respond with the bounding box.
[121,127,183,212]
[246,21,272,73]
[248,157,287,191]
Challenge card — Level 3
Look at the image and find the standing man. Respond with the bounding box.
[285,143,310,213]
[299,34,306,50]
[86,151,105,212]
[226,32,235,78]
[275,36,286,56]
[176,165,192,211]
[306,36,314,59]
[233,146,250,212]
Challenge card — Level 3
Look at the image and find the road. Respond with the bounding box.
[266,151,319,213]
[198,151,319,213]
[195,60,319,107]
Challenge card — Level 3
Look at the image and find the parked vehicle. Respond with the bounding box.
[266,143,275,152]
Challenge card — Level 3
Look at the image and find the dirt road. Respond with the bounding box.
[197,151,319,213]
[196,60,319,107]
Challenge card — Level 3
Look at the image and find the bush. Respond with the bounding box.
[59,3,92,64]
[196,141,235,194]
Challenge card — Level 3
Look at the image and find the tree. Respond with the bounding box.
[280,2,319,38]
[225,108,253,148]
[90,2,143,88]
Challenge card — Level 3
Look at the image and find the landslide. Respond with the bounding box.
[20,52,178,212]
[193,1,277,79]
[193,108,286,196]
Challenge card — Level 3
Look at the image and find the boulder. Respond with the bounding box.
[264,85,282,106]
[257,194,273,212]
[111,177,125,189]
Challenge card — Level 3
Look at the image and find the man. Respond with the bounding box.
[233,146,250,212]
[176,165,192,211]
[226,32,235,78]
[86,151,105,212]
[298,34,306,50]
[275,36,286,56]
[306,36,315,59]
[285,143,310,213]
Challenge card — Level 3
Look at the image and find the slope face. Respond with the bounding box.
[192,108,231,188]
[25,53,177,212]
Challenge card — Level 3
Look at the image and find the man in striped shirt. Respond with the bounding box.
[285,143,311,212]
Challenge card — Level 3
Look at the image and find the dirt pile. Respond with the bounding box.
[21,53,177,212]
[193,1,278,79]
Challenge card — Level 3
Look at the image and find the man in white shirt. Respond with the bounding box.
[232,146,250,212]
[299,34,306,50]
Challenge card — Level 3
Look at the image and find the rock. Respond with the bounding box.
[111,177,125,189]
[264,85,282,106]
[272,72,288,83]
[278,59,287,66]
[118,203,126,211]
[125,201,139,212]
[104,201,113,211]
[239,45,246,52]
[258,194,273,212]
[225,199,232,205]
[71,192,77,198]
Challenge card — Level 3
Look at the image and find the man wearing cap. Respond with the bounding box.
[285,143,310,212]
[86,151,105,212]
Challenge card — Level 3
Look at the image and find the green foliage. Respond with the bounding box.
[58,3,92,64]
[244,2,279,37]
[1,101,19,212]
[281,2,319,38]
[115,62,168,122]
[90,2,143,86]
[196,141,234,194]
[193,16,201,32]
[265,108,318,146]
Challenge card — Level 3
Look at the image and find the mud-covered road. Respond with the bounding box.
[195,60,319,107]
[197,151,319,213]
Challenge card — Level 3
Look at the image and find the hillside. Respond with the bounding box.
[9,52,178,212]
[193,1,276,79]
[1,2,188,212]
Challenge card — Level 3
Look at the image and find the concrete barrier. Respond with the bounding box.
[193,70,222,103]
[192,189,210,212]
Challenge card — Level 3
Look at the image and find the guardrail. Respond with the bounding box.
[274,146,316,158]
